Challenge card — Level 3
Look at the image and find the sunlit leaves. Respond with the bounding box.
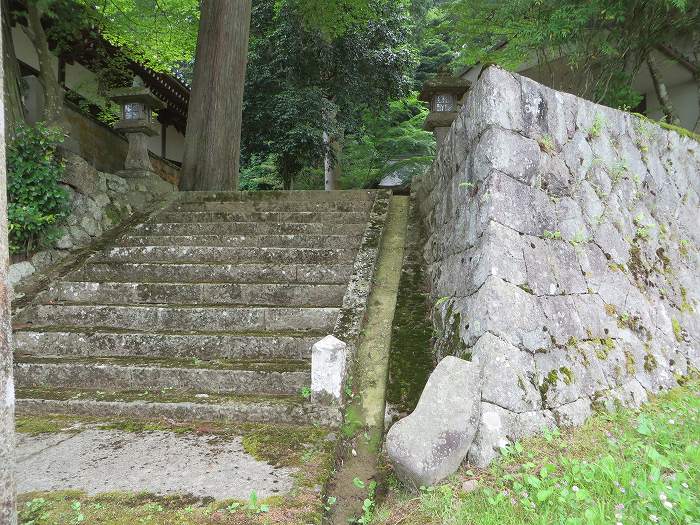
[77,0,200,73]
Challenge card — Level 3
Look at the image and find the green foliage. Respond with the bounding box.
[243,0,416,187]
[543,230,562,240]
[443,0,698,109]
[77,0,200,73]
[239,154,283,191]
[7,123,69,255]
[19,497,50,525]
[299,386,312,400]
[373,378,700,524]
[413,6,457,89]
[341,93,435,188]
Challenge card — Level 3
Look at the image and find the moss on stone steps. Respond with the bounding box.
[14,355,311,372]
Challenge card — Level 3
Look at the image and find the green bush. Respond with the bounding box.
[7,123,70,255]
[239,154,283,191]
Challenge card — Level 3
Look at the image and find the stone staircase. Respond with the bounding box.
[12,190,380,427]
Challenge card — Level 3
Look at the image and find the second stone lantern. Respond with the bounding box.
[419,67,470,148]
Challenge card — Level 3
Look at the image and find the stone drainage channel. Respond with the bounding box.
[327,195,411,524]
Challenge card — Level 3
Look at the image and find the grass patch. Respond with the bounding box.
[372,378,700,524]
[17,490,317,525]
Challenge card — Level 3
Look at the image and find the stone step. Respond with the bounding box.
[15,387,341,426]
[175,189,376,203]
[169,200,372,213]
[133,221,367,237]
[91,246,356,264]
[14,328,319,360]
[149,210,368,224]
[118,234,361,249]
[43,281,346,307]
[68,262,354,285]
[14,356,310,396]
[18,304,339,332]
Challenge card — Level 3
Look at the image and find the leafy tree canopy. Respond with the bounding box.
[443,0,698,108]
[242,0,417,187]
[75,0,200,73]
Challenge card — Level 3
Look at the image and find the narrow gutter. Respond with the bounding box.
[327,195,409,524]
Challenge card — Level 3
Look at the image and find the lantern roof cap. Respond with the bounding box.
[418,66,471,103]
[110,85,165,109]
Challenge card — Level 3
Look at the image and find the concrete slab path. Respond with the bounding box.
[16,429,295,499]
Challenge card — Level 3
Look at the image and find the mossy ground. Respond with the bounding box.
[385,200,433,414]
[16,415,336,524]
[369,378,700,525]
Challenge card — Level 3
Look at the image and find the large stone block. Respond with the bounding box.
[463,276,549,352]
[61,153,99,195]
[471,333,539,413]
[471,127,541,185]
[477,171,557,236]
[386,357,481,488]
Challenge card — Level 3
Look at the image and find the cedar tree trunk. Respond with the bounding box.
[0,3,17,521]
[179,0,252,191]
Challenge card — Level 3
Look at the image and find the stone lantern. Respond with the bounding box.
[419,68,470,148]
[111,77,165,178]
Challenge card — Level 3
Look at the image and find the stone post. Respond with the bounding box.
[0,3,17,520]
[311,335,348,404]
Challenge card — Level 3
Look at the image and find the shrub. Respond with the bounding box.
[7,123,70,255]
[239,154,283,191]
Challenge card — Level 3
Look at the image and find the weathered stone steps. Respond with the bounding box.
[133,221,367,237]
[13,189,383,427]
[18,304,339,332]
[42,281,346,307]
[14,329,319,360]
[15,388,341,426]
[149,210,368,224]
[170,200,372,212]
[68,262,354,284]
[14,356,309,395]
[91,246,355,264]
[118,234,361,249]
[174,189,375,203]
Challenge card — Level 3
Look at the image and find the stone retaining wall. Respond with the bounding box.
[9,154,174,298]
[414,66,700,466]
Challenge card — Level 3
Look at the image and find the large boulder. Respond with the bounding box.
[385,356,481,488]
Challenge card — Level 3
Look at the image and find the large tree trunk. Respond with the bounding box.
[2,0,23,136]
[25,3,65,128]
[0,4,17,522]
[647,53,681,126]
[179,0,252,191]
[323,101,342,190]
[323,132,343,190]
